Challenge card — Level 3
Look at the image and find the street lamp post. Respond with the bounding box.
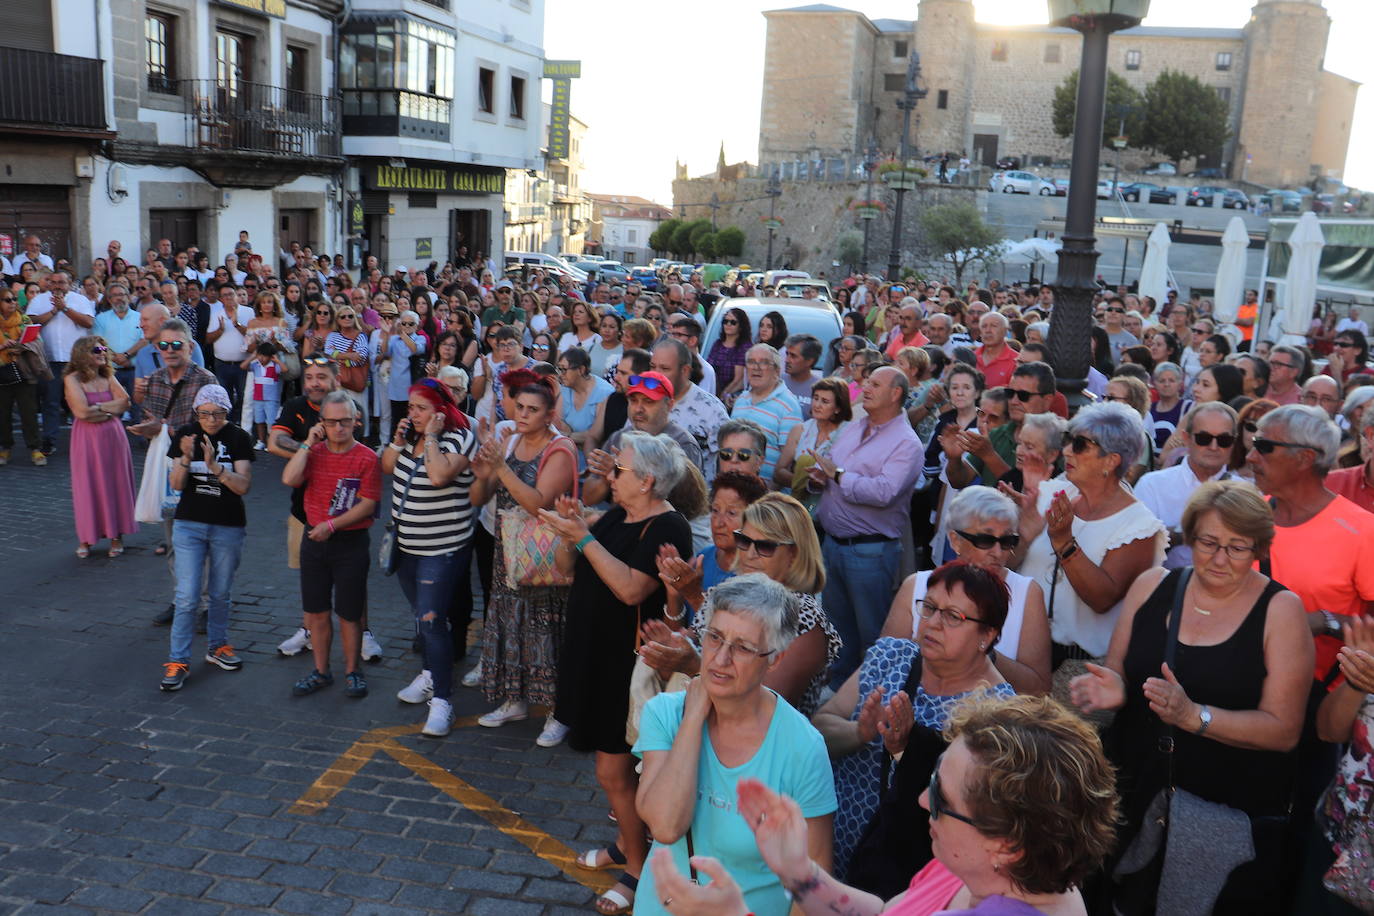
[1046,0,1150,409]
[886,52,927,282]
[764,171,782,270]
[860,136,879,274]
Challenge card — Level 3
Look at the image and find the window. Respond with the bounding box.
[991,42,1008,62]
[893,39,907,58]
[1044,43,1060,64]
[340,20,456,138]
[1216,51,1232,71]
[509,75,525,119]
[286,46,307,93]
[145,12,176,93]
[216,30,250,96]
[1215,86,1232,105]
[1125,50,1141,70]
[883,73,905,91]
[477,66,495,113]
[937,89,948,110]
[627,229,637,245]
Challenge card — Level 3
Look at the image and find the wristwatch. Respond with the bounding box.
[832,466,845,483]
[1321,610,1344,638]
[1196,705,1213,735]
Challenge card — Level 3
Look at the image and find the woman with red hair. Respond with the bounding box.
[381,378,478,737]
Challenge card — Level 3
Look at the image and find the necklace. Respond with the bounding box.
[1193,606,1213,616]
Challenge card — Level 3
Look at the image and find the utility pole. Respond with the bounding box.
[859,136,878,275]
[1109,104,1133,202]
[708,192,720,230]
[886,51,927,282]
[764,171,782,270]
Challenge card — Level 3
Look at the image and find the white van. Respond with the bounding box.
[504,251,588,282]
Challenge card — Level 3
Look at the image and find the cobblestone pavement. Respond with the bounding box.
[0,428,618,915]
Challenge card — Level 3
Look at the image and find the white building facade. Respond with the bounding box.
[588,195,671,266]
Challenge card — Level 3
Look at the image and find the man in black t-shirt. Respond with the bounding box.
[268,358,385,661]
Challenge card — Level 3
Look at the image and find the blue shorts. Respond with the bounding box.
[252,398,280,424]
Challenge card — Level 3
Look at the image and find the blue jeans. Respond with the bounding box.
[113,367,135,419]
[822,536,903,689]
[170,520,245,664]
[214,361,247,423]
[396,543,471,700]
[38,360,66,443]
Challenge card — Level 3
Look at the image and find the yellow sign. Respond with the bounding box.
[542,60,582,79]
[365,163,505,195]
[548,78,572,160]
[214,0,285,18]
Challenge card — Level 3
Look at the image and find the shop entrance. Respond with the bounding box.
[449,208,490,264]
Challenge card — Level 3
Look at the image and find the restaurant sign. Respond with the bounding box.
[363,163,505,195]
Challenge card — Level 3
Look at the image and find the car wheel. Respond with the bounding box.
[1003,185,1014,193]
[1039,187,1051,196]
[1126,194,1138,203]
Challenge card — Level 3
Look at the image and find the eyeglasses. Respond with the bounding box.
[156,340,186,351]
[400,321,418,327]
[927,755,985,830]
[954,530,1020,551]
[700,627,775,661]
[918,599,991,628]
[1252,437,1313,455]
[1191,326,1209,334]
[1268,360,1296,371]
[1003,387,1045,402]
[1191,431,1236,448]
[718,447,757,463]
[732,529,794,558]
[1302,392,1340,407]
[610,463,634,478]
[194,409,227,420]
[1192,536,1256,559]
[320,418,354,428]
[1067,433,1101,454]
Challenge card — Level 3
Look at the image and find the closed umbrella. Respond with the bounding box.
[1279,212,1325,345]
[1211,217,1249,324]
[1137,223,1172,311]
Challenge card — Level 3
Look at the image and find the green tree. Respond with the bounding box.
[696,231,719,260]
[835,229,863,274]
[919,202,1002,286]
[687,219,715,260]
[650,219,681,255]
[1140,69,1231,169]
[1051,69,1146,149]
[715,226,746,260]
[669,220,698,259]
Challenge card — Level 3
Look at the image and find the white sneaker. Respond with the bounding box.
[397,670,434,704]
[536,716,570,748]
[253,441,267,451]
[422,698,453,737]
[460,661,484,688]
[361,629,384,662]
[277,627,311,657]
[477,699,528,728]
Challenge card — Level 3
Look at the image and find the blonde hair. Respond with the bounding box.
[252,290,282,319]
[65,335,114,382]
[1107,374,1150,419]
[736,493,825,594]
[895,345,930,380]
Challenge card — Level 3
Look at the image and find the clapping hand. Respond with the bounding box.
[736,779,813,888]
[179,433,198,459]
[201,435,222,476]
[647,848,748,916]
[1143,663,1200,729]
[639,618,698,676]
[1339,616,1374,694]
[956,429,994,460]
[536,494,589,543]
[855,686,887,744]
[1069,662,1127,713]
[1044,489,1076,548]
[877,690,915,757]
[656,543,704,599]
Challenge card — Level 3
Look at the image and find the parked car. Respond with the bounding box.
[1051,179,1070,197]
[630,266,659,290]
[1259,189,1303,213]
[1187,186,1248,209]
[1187,167,1226,179]
[701,298,842,374]
[1142,162,1177,176]
[505,251,588,283]
[1096,180,1117,200]
[573,260,629,284]
[1117,182,1177,204]
[990,170,1055,195]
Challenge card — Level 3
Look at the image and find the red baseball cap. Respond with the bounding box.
[626,371,674,401]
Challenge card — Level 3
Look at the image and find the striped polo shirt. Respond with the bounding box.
[731,382,803,478]
[390,427,478,555]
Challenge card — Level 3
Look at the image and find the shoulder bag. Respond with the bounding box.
[500,434,580,588]
[338,334,368,392]
[1323,805,1374,911]
[1111,567,1257,916]
[619,516,689,746]
[378,451,424,576]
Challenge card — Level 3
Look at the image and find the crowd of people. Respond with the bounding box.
[4,231,1374,916]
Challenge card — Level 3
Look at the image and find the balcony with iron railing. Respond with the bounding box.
[0,47,108,135]
[182,79,340,159]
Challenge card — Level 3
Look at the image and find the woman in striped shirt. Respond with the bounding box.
[383,379,478,738]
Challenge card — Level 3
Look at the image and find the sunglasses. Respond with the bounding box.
[721,318,738,326]
[928,755,983,829]
[302,356,335,366]
[1003,387,1046,402]
[1334,341,1357,349]
[627,374,666,391]
[954,530,1020,551]
[1252,437,1312,455]
[91,345,109,354]
[718,447,757,463]
[732,529,794,558]
[1106,306,1124,313]
[1067,433,1101,454]
[0,296,14,303]
[156,340,186,351]
[1191,326,1209,334]
[1242,421,1259,434]
[1191,431,1236,448]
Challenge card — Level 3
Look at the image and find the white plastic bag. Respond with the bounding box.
[134,424,177,523]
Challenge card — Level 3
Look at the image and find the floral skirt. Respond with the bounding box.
[479,529,568,707]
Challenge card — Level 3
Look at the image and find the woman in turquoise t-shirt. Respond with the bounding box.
[633,574,837,916]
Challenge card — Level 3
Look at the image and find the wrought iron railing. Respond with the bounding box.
[180,79,340,159]
[0,48,105,130]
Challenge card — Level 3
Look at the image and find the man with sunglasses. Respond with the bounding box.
[947,362,1056,489]
[1264,344,1306,405]
[1134,402,1238,568]
[583,371,701,505]
[132,303,206,381]
[809,365,924,687]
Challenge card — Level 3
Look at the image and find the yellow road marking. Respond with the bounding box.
[289,718,615,895]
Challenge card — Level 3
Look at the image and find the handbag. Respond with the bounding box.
[0,360,21,386]
[378,451,423,576]
[278,346,302,382]
[338,335,367,392]
[1323,813,1374,912]
[500,434,579,588]
[1112,568,1257,916]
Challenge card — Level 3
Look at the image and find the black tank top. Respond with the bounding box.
[1112,569,1294,819]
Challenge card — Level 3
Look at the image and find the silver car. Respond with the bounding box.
[701,298,843,374]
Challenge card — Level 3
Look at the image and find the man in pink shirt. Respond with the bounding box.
[883,302,930,359]
[975,311,1017,388]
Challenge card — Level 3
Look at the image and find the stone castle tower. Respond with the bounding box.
[913,0,976,158]
[1236,0,1331,188]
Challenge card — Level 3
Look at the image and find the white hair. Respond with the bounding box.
[747,343,784,375]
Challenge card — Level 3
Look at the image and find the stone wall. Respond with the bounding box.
[673,174,986,279]
[1310,70,1359,181]
[1237,1,1330,188]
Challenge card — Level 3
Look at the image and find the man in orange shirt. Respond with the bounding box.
[883,302,929,359]
[1236,288,1259,348]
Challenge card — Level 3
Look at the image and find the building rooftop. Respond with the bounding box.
[766,5,1247,40]
[587,194,673,220]
[871,17,913,32]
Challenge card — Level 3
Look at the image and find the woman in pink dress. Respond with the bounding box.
[64,336,137,558]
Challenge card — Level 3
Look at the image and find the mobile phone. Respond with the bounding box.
[404,422,420,445]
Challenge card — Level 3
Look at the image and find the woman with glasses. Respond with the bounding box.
[590,310,624,380]
[552,346,613,457]
[424,330,465,380]
[528,330,557,365]
[326,305,372,432]
[300,297,336,358]
[1071,481,1310,914]
[1325,329,1369,390]
[64,336,136,558]
[632,573,838,916]
[539,431,694,914]
[813,560,1013,885]
[707,307,751,402]
[1103,375,1154,481]
[649,694,1118,916]
[1010,402,1166,702]
[379,309,426,441]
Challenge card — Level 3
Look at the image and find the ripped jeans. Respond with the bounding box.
[395,543,471,701]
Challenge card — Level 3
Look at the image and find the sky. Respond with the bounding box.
[543,0,1372,204]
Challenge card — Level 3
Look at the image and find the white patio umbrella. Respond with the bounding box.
[1279,212,1326,345]
[1137,222,1172,310]
[1210,217,1249,324]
